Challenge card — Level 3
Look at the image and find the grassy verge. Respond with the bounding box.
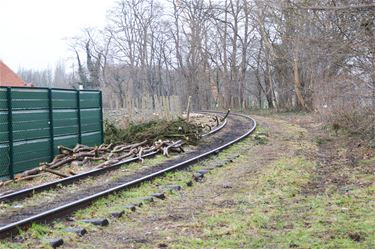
[171,156,374,248]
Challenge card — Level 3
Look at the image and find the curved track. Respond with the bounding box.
[0,111,256,238]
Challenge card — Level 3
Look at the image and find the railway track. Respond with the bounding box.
[0,112,227,203]
[0,111,256,239]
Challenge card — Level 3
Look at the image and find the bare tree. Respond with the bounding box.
[65,0,374,122]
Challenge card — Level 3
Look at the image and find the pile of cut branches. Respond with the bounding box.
[0,139,184,188]
[105,117,204,145]
[0,113,226,188]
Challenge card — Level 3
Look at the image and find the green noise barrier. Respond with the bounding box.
[0,87,104,179]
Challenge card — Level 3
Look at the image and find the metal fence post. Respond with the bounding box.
[77,90,82,144]
[6,87,14,179]
[48,89,55,160]
[99,91,104,144]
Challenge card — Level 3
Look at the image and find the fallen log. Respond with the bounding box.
[143,146,157,154]
[111,144,128,154]
[2,138,186,185]
[43,168,69,178]
[111,140,148,155]
[98,143,110,150]
[14,173,47,182]
[117,148,138,161]
[0,172,50,187]
[57,145,74,155]
[82,156,107,164]
[163,140,183,157]
[0,180,14,188]
[47,151,96,169]
[49,154,66,165]
[15,166,45,179]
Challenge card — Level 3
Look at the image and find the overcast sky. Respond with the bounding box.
[0,0,116,71]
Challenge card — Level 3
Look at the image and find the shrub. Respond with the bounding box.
[326,107,374,138]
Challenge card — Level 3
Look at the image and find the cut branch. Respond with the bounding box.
[43,168,69,178]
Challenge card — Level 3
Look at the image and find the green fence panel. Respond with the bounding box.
[80,108,101,133]
[52,90,77,109]
[0,89,9,176]
[81,131,102,146]
[0,88,7,110]
[80,91,100,108]
[12,110,50,141]
[0,111,8,143]
[11,88,49,110]
[53,110,79,136]
[13,138,51,173]
[0,87,103,179]
[0,144,10,178]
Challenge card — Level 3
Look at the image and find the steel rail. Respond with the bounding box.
[0,113,227,202]
[0,112,255,238]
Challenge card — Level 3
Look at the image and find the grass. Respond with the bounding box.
[28,224,50,239]
[359,157,375,167]
[171,156,375,249]
[0,243,23,249]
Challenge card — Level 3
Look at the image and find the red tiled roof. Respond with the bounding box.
[0,60,26,87]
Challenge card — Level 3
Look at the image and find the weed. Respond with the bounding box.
[28,223,50,239]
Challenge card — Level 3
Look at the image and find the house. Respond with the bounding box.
[0,60,28,87]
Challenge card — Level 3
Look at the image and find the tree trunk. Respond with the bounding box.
[293,56,310,111]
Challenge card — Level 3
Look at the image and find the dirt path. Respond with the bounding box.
[275,113,375,194]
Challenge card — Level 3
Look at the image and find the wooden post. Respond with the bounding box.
[186,96,192,122]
